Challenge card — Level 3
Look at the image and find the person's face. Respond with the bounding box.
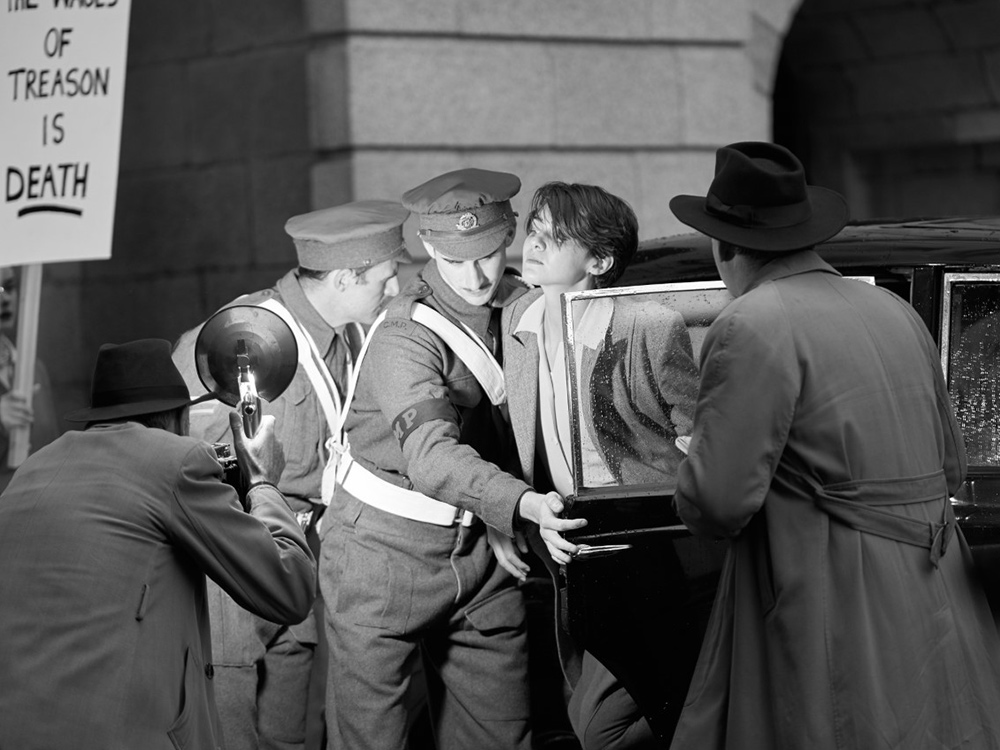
[428,242,507,306]
[343,258,401,324]
[521,206,606,292]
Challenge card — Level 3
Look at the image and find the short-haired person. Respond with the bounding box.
[0,339,315,750]
[667,141,1000,749]
[319,169,585,749]
[172,201,409,750]
[500,182,698,748]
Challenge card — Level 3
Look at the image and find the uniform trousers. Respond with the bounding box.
[320,489,531,750]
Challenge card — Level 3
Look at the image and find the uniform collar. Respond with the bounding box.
[421,261,526,341]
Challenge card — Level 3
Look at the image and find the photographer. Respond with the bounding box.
[0,339,316,750]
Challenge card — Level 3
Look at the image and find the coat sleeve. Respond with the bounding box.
[673,298,801,538]
[901,299,967,493]
[362,319,531,536]
[167,442,316,624]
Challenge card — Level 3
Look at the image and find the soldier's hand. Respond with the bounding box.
[518,491,587,566]
[488,526,530,582]
[229,411,285,487]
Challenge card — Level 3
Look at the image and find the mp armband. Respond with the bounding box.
[392,398,457,447]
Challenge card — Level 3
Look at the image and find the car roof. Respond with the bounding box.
[619,216,1000,286]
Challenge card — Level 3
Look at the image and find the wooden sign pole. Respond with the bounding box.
[7,264,42,469]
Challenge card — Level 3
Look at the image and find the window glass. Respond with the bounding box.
[942,274,1000,467]
[561,282,732,498]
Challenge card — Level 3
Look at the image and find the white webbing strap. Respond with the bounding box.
[256,298,374,505]
[410,303,506,405]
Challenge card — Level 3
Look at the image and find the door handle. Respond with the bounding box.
[571,543,633,560]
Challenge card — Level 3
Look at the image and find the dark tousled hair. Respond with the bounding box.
[525,182,639,288]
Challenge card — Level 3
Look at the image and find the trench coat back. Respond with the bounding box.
[672,256,1000,750]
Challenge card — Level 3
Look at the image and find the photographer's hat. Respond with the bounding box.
[66,339,212,423]
[669,141,848,252]
[285,200,411,271]
[402,168,520,261]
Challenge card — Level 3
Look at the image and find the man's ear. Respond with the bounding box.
[589,255,614,277]
[329,268,356,291]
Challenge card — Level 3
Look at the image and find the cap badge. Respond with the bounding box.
[456,212,478,231]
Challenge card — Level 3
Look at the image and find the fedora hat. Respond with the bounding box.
[66,339,213,423]
[669,141,849,252]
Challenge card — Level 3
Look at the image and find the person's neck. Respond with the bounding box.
[301,280,350,329]
[540,277,595,351]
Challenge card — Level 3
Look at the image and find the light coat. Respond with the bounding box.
[672,251,1000,749]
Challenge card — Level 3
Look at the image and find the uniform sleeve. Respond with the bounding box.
[166,443,316,624]
[363,319,531,536]
[673,300,801,538]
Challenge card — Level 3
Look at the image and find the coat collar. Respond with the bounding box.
[744,249,840,296]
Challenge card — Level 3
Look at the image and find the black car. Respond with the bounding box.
[554,217,1000,746]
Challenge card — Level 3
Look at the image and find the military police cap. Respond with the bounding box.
[285,200,411,271]
[402,168,520,261]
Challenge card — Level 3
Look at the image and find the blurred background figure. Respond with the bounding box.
[0,266,60,493]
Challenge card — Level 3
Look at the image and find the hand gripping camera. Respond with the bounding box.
[194,305,298,494]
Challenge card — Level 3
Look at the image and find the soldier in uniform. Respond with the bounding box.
[172,201,410,750]
[319,168,586,749]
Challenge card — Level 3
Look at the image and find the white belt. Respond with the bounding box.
[339,455,476,527]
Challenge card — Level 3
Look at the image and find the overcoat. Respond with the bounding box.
[672,251,1000,749]
[0,422,315,750]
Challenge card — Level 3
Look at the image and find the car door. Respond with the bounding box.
[556,280,732,745]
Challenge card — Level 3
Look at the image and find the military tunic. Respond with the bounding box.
[320,261,533,750]
[173,269,343,750]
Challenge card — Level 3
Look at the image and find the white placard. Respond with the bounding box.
[1,0,132,266]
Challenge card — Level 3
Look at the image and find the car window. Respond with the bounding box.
[941,273,1000,468]
[560,281,731,499]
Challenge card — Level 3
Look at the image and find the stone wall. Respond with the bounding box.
[32,0,790,424]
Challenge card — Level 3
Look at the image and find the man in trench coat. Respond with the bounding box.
[667,141,1000,749]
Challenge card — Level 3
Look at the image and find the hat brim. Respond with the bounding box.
[669,186,849,252]
[65,391,217,423]
[425,224,511,262]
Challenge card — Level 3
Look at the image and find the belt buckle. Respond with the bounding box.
[295,510,314,532]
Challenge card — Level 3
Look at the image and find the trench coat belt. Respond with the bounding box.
[338,454,476,527]
[812,470,955,568]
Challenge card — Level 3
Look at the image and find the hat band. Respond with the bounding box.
[418,211,512,242]
[706,192,812,230]
[92,384,191,408]
[294,233,405,271]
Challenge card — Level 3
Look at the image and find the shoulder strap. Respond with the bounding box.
[256,298,344,435]
[410,303,506,405]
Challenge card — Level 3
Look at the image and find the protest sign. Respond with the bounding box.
[2,0,132,266]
